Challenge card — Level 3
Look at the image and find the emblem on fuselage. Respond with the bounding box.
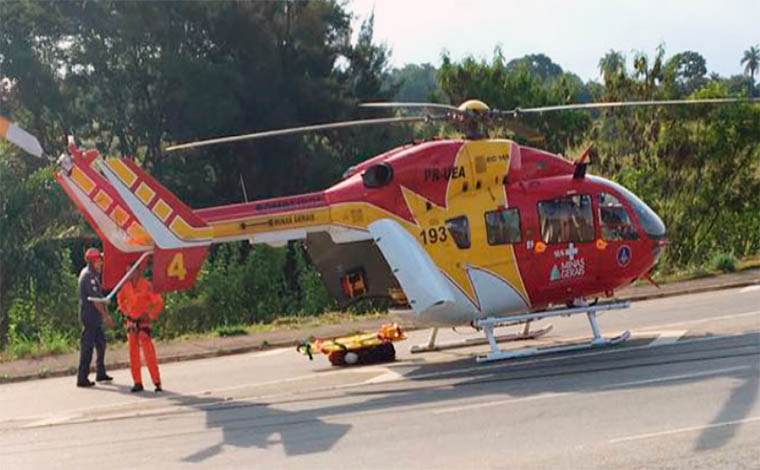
[550,243,586,281]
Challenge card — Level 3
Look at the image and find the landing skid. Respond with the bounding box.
[475,300,631,363]
[410,322,553,353]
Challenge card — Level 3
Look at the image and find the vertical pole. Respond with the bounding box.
[521,320,532,337]
[425,327,438,349]
[485,325,499,353]
[586,310,603,343]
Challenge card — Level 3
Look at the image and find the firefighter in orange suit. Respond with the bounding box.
[117,263,163,392]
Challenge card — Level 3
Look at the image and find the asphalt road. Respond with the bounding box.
[1,286,759,469]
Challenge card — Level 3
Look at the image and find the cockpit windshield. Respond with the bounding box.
[591,176,667,241]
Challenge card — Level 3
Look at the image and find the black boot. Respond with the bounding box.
[154,383,162,393]
[130,383,144,393]
[77,380,95,388]
[96,374,113,382]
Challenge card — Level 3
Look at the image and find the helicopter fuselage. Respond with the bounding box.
[194,138,667,325]
[55,138,666,327]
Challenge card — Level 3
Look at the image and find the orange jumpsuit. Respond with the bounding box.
[117,277,162,387]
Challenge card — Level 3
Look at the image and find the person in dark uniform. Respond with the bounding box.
[77,247,115,388]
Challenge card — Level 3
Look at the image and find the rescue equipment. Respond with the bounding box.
[297,323,406,366]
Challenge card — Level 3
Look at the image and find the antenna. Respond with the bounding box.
[239,173,249,202]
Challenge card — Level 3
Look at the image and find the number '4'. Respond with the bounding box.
[168,253,187,280]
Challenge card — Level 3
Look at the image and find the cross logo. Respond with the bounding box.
[553,242,581,260]
[565,243,578,261]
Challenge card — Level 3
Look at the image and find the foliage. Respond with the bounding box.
[711,252,738,273]
[0,2,759,355]
[154,242,332,339]
[438,47,592,152]
[591,47,760,268]
[388,63,446,102]
[213,324,249,337]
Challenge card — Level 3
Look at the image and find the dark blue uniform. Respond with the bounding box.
[77,266,107,384]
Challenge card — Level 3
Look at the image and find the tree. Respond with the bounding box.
[438,48,591,153]
[507,53,563,82]
[598,50,626,84]
[741,45,759,96]
[664,51,707,96]
[741,45,759,79]
[0,0,398,348]
[387,63,443,103]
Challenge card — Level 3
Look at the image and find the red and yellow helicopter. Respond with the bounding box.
[1,97,754,361]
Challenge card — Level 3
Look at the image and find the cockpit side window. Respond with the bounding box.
[589,176,667,241]
[599,192,639,241]
[537,194,595,244]
[445,216,471,249]
[485,208,521,245]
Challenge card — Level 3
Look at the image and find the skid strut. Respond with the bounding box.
[474,300,631,362]
[410,321,553,353]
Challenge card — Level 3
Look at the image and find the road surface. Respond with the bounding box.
[1,286,758,469]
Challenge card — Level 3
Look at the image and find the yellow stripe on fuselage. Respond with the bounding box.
[208,208,332,239]
[71,167,96,196]
[105,158,138,188]
[169,216,213,241]
[152,199,172,222]
[93,190,113,212]
[135,182,156,205]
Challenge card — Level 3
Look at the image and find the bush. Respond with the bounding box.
[711,251,737,273]
[8,329,74,358]
[158,297,214,338]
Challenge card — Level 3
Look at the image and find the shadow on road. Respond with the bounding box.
[142,332,757,463]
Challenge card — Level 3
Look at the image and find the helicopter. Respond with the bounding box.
[1,96,756,362]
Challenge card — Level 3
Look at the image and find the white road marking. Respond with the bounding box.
[636,310,760,331]
[431,365,754,415]
[608,415,760,444]
[432,392,572,414]
[599,365,752,389]
[739,285,760,293]
[647,330,687,347]
[363,367,406,384]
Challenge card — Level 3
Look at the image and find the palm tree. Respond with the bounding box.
[741,45,759,78]
[598,50,625,84]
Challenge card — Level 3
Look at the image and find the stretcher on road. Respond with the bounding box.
[297,323,406,366]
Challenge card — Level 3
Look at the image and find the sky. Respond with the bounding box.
[349,0,759,82]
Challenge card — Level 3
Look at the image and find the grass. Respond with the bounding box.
[4,331,75,360]
[646,254,760,285]
[214,325,249,337]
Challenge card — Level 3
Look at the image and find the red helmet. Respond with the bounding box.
[84,247,102,262]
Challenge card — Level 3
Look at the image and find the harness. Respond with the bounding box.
[126,318,152,334]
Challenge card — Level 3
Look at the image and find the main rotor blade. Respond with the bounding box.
[0,116,44,158]
[508,97,760,114]
[360,102,460,112]
[499,118,544,143]
[165,115,430,152]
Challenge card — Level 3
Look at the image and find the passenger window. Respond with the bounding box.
[485,208,521,245]
[538,195,595,244]
[599,192,639,241]
[445,216,471,249]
